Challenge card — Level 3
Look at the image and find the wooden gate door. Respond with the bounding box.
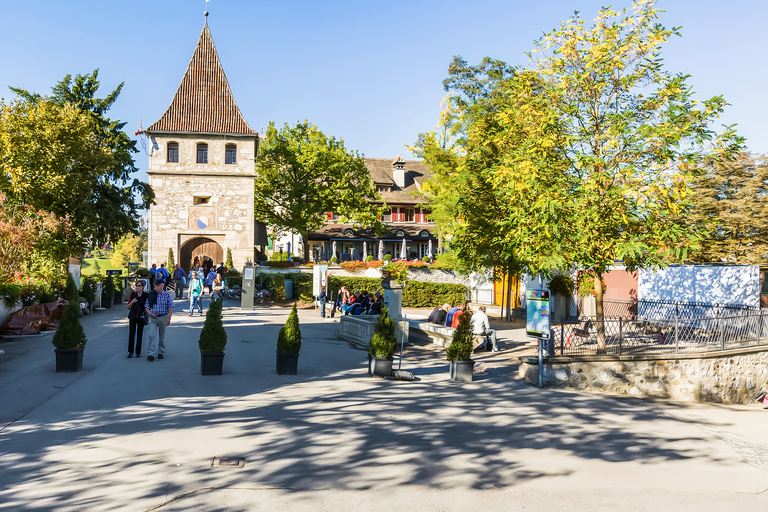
[179,238,223,274]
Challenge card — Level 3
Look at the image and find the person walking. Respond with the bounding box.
[144,280,174,361]
[318,286,327,318]
[205,269,217,298]
[126,280,148,358]
[187,270,204,316]
[172,264,187,300]
[471,305,499,352]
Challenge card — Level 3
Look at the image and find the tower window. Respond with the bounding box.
[167,142,179,163]
[193,195,211,205]
[225,144,236,164]
[197,143,208,164]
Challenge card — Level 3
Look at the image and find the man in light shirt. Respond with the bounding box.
[471,305,499,352]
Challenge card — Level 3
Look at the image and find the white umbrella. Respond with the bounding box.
[378,240,384,260]
[363,242,367,261]
[428,239,433,259]
[400,238,407,260]
[332,241,337,260]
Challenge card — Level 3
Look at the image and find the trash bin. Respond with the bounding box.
[284,278,294,300]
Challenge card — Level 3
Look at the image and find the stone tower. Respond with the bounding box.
[145,17,257,273]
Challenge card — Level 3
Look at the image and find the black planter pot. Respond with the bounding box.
[201,352,225,375]
[371,356,394,378]
[113,293,123,305]
[55,348,84,372]
[276,351,299,375]
[449,360,475,382]
[102,296,113,309]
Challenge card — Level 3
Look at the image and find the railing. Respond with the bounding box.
[555,299,767,356]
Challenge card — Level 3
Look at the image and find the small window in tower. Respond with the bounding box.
[225,144,237,164]
[167,142,179,163]
[197,143,208,164]
[194,195,211,205]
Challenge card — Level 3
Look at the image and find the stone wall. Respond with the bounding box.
[519,347,768,403]
[147,133,256,269]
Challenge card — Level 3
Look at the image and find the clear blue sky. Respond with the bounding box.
[1,0,766,183]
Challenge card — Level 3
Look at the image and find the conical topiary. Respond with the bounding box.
[225,248,234,269]
[102,276,115,299]
[65,272,79,302]
[369,305,397,358]
[446,306,473,361]
[198,297,227,353]
[167,248,175,270]
[52,273,87,350]
[277,303,302,354]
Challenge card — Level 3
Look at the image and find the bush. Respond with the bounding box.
[137,267,151,277]
[112,275,124,293]
[330,256,338,264]
[198,297,227,353]
[366,255,374,262]
[285,272,313,302]
[0,283,22,307]
[259,272,286,301]
[167,248,175,270]
[369,305,397,358]
[548,274,574,296]
[52,278,87,351]
[80,277,96,303]
[383,254,392,262]
[402,281,468,308]
[102,276,115,299]
[265,261,296,268]
[422,256,431,263]
[327,276,383,298]
[225,248,234,268]
[446,308,472,361]
[277,303,302,354]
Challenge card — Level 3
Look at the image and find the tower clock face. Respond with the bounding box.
[188,206,217,230]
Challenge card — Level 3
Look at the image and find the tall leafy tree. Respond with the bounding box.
[7,70,153,248]
[685,152,768,263]
[416,1,743,350]
[254,121,383,262]
[110,234,144,269]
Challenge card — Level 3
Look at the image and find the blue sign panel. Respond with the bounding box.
[526,289,551,339]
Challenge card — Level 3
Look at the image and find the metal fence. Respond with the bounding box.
[555,299,768,356]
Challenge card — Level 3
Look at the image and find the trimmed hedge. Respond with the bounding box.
[259,272,285,301]
[285,272,313,302]
[327,276,468,309]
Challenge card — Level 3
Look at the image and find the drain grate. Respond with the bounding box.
[211,456,245,468]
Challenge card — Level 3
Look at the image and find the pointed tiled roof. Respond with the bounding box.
[147,23,256,135]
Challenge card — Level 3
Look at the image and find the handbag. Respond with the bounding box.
[141,312,149,326]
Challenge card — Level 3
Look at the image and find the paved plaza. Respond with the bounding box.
[1,300,768,511]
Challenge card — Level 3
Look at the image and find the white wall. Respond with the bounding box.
[639,265,759,307]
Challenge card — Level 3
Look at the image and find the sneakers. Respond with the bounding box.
[476,344,486,351]
[493,347,500,352]
[158,354,164,359]
[147,355,155,361]
[127,353,133,358]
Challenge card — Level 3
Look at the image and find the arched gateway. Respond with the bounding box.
[179,237,223,274]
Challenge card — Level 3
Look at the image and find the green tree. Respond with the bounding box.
[417,1,743,349]
[255,121,384,262]
[198,297,227,353]
[225,248,234,269]
[685,152,768,263]
[368,305,397,359]
[446,307,473,362]
[167,248,175,270]
[7,70,154,248]
[111,234,144,268]
[91,260,102,275]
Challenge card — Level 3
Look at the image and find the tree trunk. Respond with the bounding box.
[594,271,606,353]
[301,230,310,263]
[505,265,513,322]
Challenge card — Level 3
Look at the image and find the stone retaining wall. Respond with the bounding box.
[519,347,768,404]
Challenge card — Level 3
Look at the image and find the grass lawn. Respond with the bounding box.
[81,257,126,276]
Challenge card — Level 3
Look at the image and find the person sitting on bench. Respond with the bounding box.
[444,305,460,327]
[428,303,450,325]
[472,306,499,352]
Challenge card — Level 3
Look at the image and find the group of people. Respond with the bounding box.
[428,303,499,352]
[127,259,230,361]
[317,285,384,319]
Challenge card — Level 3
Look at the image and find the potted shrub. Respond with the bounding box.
[198,296,227,375]
[112,275,124,305]
[276,303,301,375]
[52,273,88,372]
[446,309,474,382]
[368,305,397,377]
[101,277,115,309]
[80,276,96,314]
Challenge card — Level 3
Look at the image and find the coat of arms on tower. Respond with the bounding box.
[188,206,217,230]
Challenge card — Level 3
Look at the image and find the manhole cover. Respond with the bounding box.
[211,457,245,468]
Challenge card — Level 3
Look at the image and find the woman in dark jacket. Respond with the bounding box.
[126,281,149,358]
